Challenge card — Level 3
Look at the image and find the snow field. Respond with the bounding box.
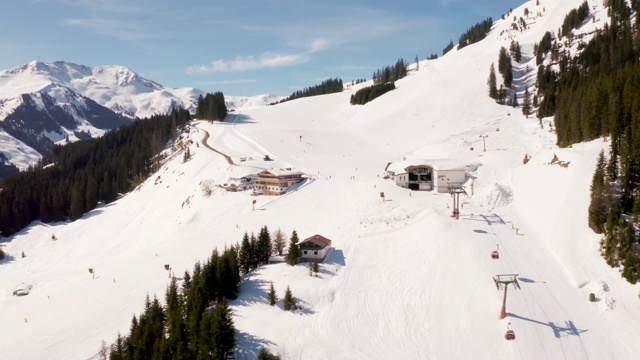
[2,1,640,359]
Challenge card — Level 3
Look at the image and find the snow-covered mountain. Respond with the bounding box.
[0,60,280,174]
[0,60,202,173]
[0,60,203,119]
[226,94,283,110]
[2,0,640,359]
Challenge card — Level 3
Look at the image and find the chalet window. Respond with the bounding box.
[314,251,318,255]
[304,250,308,254]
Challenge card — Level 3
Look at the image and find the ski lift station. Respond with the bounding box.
[385,159,474,192]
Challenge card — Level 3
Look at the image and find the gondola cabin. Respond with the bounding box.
[491,245,500,259]
[505,323,516,341]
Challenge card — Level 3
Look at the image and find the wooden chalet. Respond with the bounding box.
[299,234,332,261]
[253,168,304,195]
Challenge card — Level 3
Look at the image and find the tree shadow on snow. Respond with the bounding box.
[227,113,256,125]
[234,273,270,307]
[292,298,315,315]
[81,209,104,220]
[234,331,277,359]
[0,252,16,266]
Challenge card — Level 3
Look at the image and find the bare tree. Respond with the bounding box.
[98,340,108,360]
[200,180,215,197]
[272,227,287,256]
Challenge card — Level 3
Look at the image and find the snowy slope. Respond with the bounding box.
[1,0,639,359]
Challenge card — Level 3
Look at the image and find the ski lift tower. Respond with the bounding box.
[448,184,467,219]
[164,264,172,278]
[493,274,520,319]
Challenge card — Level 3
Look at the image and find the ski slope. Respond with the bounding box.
[1,0,640,359]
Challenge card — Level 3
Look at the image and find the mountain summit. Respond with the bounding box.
[0,60,205,173]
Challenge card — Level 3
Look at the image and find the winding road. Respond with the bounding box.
[196,124,235,165]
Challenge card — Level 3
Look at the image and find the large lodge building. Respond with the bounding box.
[253,168,305,196]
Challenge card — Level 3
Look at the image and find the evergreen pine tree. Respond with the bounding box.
[283,286,295,311]
[287,230,300,266]
[522,87,532,118]
[607,148,618,181]
[257,225,272,265]
[109,332,125,360]
[216,247,240,300]
[182,271,191,294]
[211,298,236,359]
[85,176,98,212]
[69,180,86,221]
[258,347,282,360]
[165,278,187,359]
[313,259,319,276]
[488,64,498,99]
[239,232,251,274]
[249,233,259,271]
[268,282,277,306]
[504,61,513,88]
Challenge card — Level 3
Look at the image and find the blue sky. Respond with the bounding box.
[2,0,526,96]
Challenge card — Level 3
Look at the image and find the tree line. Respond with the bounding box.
[350,82,396,105]
[487,41,522,106]
[457,17,493,50]
[109,246,240,360]
[196,92,228,122]
[108,225,301,359]
[372,59,407,85]
[533,0,640,283]
[278,78,344,104]
[0,152,19,179]
[0,107,192,237]
[561,1,590,38]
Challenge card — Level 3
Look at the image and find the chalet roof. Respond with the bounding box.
[299,234,332,248]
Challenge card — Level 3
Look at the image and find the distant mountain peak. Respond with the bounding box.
[0,60,283,172]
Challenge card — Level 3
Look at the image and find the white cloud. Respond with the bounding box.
[186,37,334,74]
[200,79,258,85]
[307,38,331,53]
[187,53,311,74]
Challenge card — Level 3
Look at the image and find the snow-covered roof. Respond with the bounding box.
[261,167,304,176]
[386,159,471,174]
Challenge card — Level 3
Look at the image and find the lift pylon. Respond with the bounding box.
[448,185,467,219]
[493,274,520,319]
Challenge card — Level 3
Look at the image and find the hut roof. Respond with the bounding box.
[299,234,332,248]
